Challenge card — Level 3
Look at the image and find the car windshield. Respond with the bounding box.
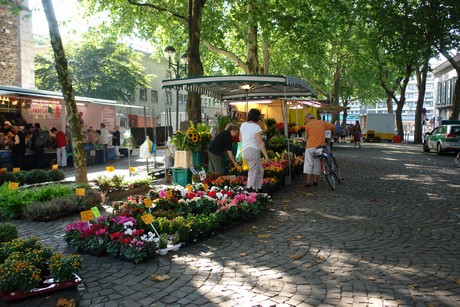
[451,126,460,136]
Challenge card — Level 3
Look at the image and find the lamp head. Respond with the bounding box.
[180,52,188,65]
[164,46,176,59]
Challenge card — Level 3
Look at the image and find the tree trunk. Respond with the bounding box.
[331,58,341,123]
[414,52,430,144]
[186,0,206,123]
[393,65,413,140]
[42,0,87,183]
[246,0,259,74]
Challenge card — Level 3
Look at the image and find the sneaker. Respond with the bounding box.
[313,182,318,186]
[304,183,311,187]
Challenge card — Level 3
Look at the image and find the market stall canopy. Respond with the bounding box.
[161,75,317,101]
[0,85,145,108]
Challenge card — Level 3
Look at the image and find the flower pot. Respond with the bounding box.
[158,248,168,255]
[174,150,193,168]
[192,151,203,167]
[168,243,181,252]
[105,184,150,201]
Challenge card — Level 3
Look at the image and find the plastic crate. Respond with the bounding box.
[172,168,191,186]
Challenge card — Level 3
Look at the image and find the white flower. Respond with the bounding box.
[211,186,218,191]
[216,192,223,199]
[125,228,133,235]
[178,199,187,204]
[123,221,134,229]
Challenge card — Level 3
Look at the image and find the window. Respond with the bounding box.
[179,94,186,104]
[165,91,172,105]
[139,88,147,101]
[151,90,158,103]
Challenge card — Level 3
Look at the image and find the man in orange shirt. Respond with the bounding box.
[303,114,336,187]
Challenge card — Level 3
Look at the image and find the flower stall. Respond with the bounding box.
[63,184,271,261]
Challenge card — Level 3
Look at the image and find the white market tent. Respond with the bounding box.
[162,74,318,185]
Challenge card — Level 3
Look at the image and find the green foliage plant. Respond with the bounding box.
[25,169,50,185]
[0,183,74,219]
[0,223,18,243]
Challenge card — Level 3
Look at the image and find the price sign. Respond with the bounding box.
[52,164,58,170]
[8,182,19,190]
[189,166,197,174]
[141,213,155,224]
[143,197,153,207]
[91,206,101,218]
[106,166,115,172]
[12,168,20,173]
[129,167,135,172]
[75,188,86,196]
[199,170,206,181]
[80,210,94,222]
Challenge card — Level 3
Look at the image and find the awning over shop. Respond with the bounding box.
[0,85,145,109]
[161,75,317,101]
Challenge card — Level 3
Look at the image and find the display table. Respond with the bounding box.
[0,150,12,170]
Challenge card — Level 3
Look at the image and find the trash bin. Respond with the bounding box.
[393,135,402,143]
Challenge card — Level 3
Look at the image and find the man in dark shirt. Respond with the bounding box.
[208,124,239,175]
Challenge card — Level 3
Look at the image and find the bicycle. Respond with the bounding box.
[313,145,343,190]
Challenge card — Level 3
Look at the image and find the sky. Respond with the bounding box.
[29,0,83,36]
[28,0,152,51]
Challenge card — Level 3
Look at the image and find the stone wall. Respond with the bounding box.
[0,5,20,86]
[0,2,34,88]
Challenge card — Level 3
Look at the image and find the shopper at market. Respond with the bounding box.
[32,123,46,168]
[112,125,121,159]
[303,114,336,187]
[239,109,269,190]
[11,126,27,170]
[50,127,68,167]
[99,123,110,163]
[208,124,239,175]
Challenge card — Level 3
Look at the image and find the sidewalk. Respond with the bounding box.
[4,142,460,307]
[60,148,168,182]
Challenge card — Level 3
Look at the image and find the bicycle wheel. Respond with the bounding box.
[322,158,337,190]
[330,155,343,183]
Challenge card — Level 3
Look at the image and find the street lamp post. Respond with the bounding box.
[164,46,188,132]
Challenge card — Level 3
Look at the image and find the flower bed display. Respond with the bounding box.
[0,237,82,301]
[64,185,271,262]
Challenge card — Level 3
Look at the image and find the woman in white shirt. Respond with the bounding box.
[239,109,269,190]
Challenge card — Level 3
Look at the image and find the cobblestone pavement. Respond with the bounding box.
[3,143,460,307]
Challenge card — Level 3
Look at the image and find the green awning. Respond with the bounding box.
[161,75,317,101]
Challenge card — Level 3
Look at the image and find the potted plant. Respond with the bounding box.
[168,232,182,251]
[158,233,169,255]
[0,237,82,301]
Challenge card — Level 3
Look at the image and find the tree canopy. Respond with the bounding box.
[35,31,152,103]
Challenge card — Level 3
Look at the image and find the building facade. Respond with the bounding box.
[432,54,460,122]
[0,1,34,88]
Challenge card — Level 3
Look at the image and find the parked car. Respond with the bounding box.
[423,121,460,154]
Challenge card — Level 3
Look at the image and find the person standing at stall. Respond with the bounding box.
[112,125,121,159]
[11,126,27,170]
[99,123,110,163]
[208,124,239,175]
[240,109,269,190]
[51,127,68,167]
[32,123,47,168]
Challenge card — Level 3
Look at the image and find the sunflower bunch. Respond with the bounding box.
[171,122,212,152]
